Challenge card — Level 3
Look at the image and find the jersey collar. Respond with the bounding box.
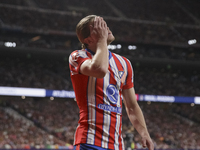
[86,48,112,60]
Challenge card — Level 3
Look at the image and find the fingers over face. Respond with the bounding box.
[93,16,98,28]
[100,17,104,28]
[93,16,107,29]
[97,17,103,28]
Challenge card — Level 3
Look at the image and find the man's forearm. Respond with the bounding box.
[91,40,108,72]
[126,102,150,138]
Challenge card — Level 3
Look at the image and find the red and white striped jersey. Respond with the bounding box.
[69,49,134,150]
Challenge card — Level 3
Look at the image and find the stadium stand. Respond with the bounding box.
[109,0,197,24]
[123,102,200,149]
[0,54,199,96]
[0,98,200,149]
[0,104,65,149]
[0,0,200,149]
[1,1,200,46]
[0,56,73,91]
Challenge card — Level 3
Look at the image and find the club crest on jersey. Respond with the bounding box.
[118,71,124,79]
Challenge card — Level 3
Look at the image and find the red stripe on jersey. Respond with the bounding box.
[121,56,134,89]
[94,77,104,147]
[71,73,89,144]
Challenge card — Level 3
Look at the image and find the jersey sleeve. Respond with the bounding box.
[69,50,91,75]
[123,58,134,89]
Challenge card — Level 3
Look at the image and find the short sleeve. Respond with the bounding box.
[69,50,91,75]
[122,58,134,89]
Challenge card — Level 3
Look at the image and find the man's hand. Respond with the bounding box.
[142,135,154,150]
[89,16,108,43]
[79,16,109,78]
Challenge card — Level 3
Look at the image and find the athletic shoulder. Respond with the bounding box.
[111,52,131,64]
[69,49,92,62]
[70,49,88,57]
[69,49,92,74]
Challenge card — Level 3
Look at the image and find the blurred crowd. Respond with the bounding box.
[0,33,79,51]
[134,67,200,97]
[108,0,196,24]
[171,103,200,124]
[0,57,73,91]
[0,0,200,46]
[0,0,200,149]
[0,98,200,149]
[0,56,199,97]
[0,104,67,149]
[1,32,200,61]
[1,98,78,144]
[123,102,200,149]
[0,0,199,24]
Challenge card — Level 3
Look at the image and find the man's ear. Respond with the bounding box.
[83,37,93,45]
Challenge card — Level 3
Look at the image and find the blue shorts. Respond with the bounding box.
[74,143,112,150]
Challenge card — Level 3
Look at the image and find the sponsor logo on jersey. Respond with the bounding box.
[98,104,122,113]
[106,84,119,104]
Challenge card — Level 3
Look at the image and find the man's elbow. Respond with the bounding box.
[91,65,108,78]
[95,68,108,78]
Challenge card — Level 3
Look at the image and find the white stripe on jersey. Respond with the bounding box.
[101,72,111,149]
[114,114,120,150]
[110,56,122,150]
[87,76,96,145]
[109,57,121,93]
[121,126,125,150]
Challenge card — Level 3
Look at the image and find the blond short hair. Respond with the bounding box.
[76,15,96,49]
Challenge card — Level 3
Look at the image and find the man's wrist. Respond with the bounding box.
[97,38,107,44]
[140,131,150,139]
[96,40,107,50]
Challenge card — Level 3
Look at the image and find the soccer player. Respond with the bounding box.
[69,15,154,150]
